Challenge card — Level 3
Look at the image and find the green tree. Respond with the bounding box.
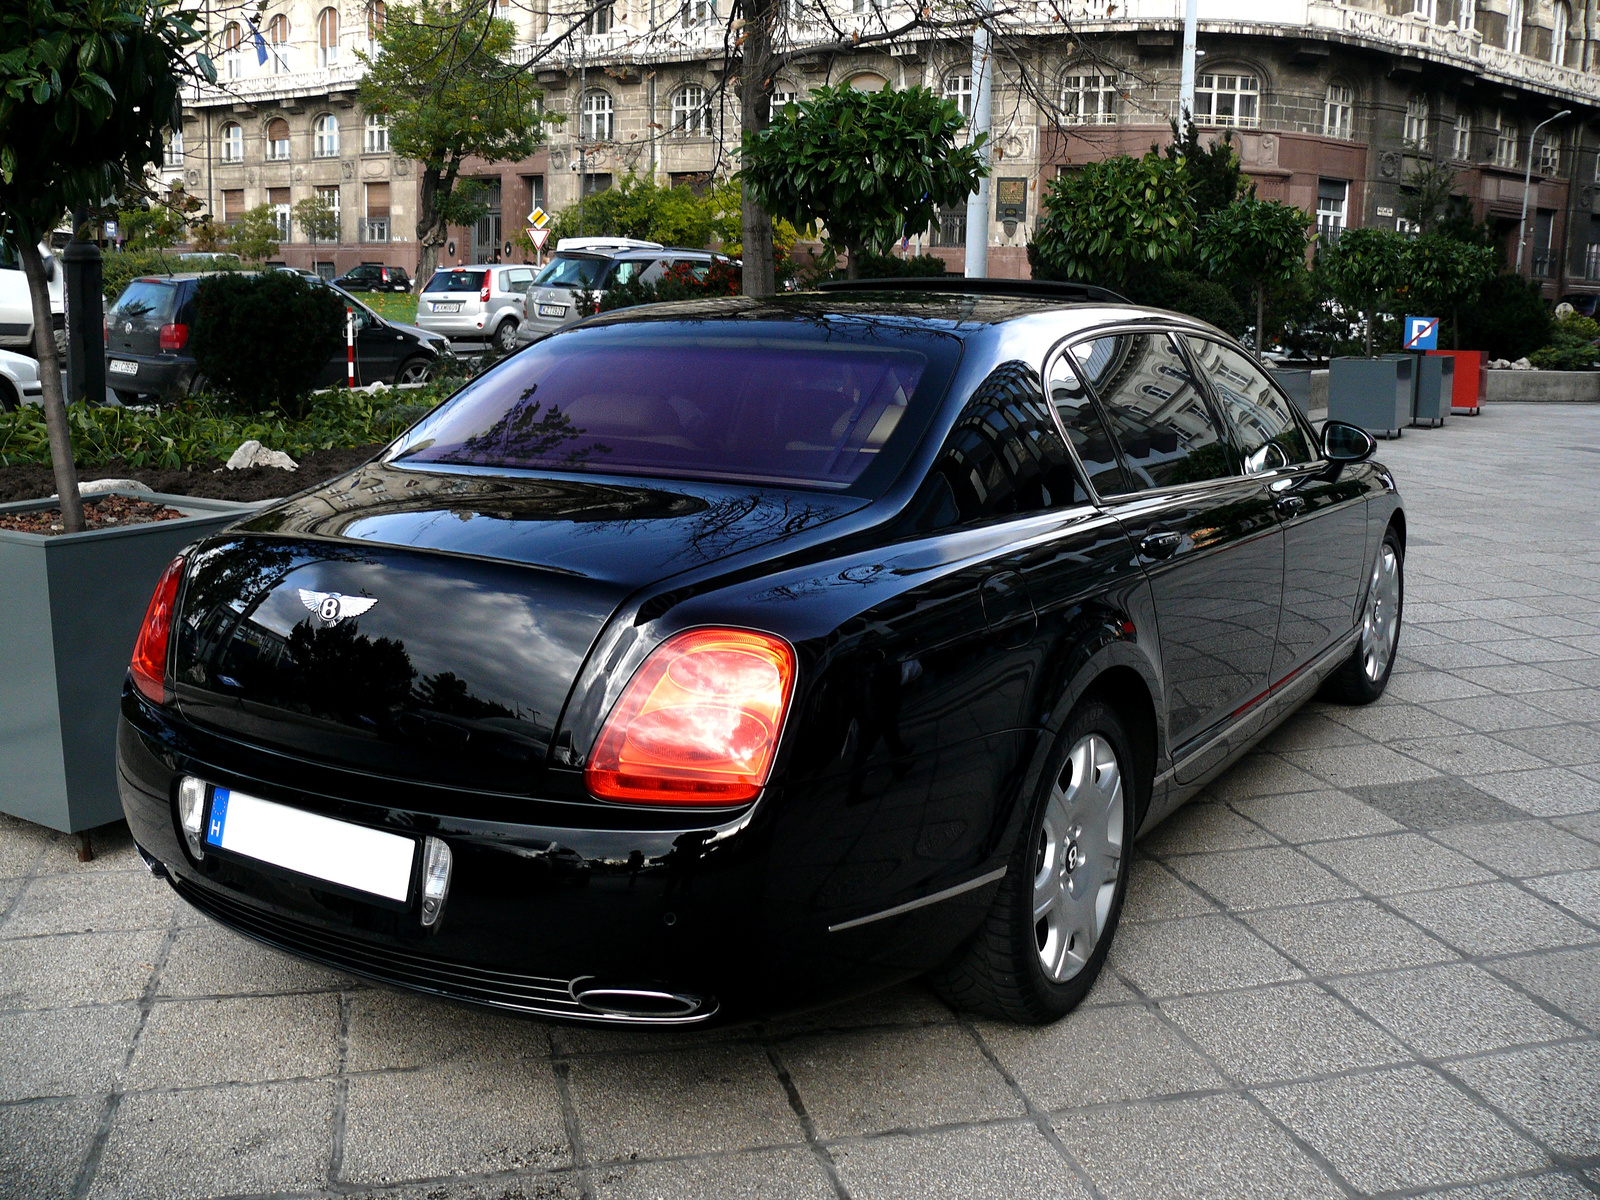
[358,1,552,289]
[226,204,281,263]
[740,84,986,279]
[189,273,345,418]
[1029,151,1196,288]
[0,0,205,531]
[1196,198,1312,351]
[1159,120,1252,219]
[547,174,718,248]
[1404,233,1497,349]
[1315,227,1410,357]
[1398,162,1459,235]
[293,194,341,245]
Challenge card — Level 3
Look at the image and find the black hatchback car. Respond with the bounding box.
[118,282,1403,1026]
[104,274,448,402]
[334,263,413,293]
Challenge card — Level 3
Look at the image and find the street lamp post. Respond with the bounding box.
[1516,108,1571,275]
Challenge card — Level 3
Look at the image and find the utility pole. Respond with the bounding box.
[1179,0,1198,126]
[1517,108,1571,274]
[963,0,992,278]
[62,207,105,405]
[578,31,587,236]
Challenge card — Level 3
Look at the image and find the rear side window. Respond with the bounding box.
[109,280,179,322]
[424,269,488,293]
[1182,336,1313,473]
[533,255,607,289]
[607,259,665,287]
[1046,353,1129,498]
[1072,333,1233,490]
[388,328,944,490]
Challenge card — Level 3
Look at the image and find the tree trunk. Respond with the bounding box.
[845,242,861,280]
[414,163,448,292]
[1364,297,1374,358]
[19,240,85,533]
[738,0,778,298]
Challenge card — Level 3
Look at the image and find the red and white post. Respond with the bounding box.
[346,307,355,389]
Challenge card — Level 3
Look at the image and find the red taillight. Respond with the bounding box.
[130,556,184,704]
[103,317,109,342]
[159,323,188,351]
[479,272,491,302]
[585,629,796,806]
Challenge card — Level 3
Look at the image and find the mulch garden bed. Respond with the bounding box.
[0,494,187,535]
[0,445,381,506]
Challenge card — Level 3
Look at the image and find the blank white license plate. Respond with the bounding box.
[539,304,567,318]
[432,301,462,312]
[205,787,416,901]
[108,359,138,375]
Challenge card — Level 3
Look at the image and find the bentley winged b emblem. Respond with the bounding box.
[299,589,379,624]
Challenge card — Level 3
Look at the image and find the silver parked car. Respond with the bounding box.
[415,264,538,350]
[514,238,732,345]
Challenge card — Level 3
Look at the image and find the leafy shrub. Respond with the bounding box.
[191,272,346,419]
[841,251,949,279]
[1529,312,1600,370]
[101,250,179,303]
[1457,274,1553,362]
[1124,270,1247,337]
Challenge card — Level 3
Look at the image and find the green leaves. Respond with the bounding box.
[1030,151,1196,287]
[1194,198,1310,289]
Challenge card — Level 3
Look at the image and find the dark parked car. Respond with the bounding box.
[104,273,449,402]
[334,263,413,293]
[118,280,1403,1026]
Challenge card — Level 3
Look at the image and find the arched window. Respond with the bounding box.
[846,72,887,92]
[314,113,340,157]
[581,90,613,141]
[770,82,798,112]
[367,0,385,50]
[1553,1,1570,62]
[266,14,289,72]
[222,22,242,79]
[318,7,339,67]
[944,72,973,120]
[1061,71,1117,125]
[220,121,243,163]
[1323,82,1353,139]
[1404,93,1429,147]
[364,112,389,152]
[266,118,290,160]
[671,85,710,137]
[1195,70,1259,127]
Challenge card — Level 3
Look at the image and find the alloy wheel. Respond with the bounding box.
[1361,544,1400,682]
[1033,733,1125,983]
[396,359,432,385]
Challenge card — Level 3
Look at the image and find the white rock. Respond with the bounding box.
[1488,358,1512,369]
[1511,357,1534,370]
[48,478,153,500]
[225,439,299,471]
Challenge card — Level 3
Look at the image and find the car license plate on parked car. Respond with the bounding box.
[108,360,137,375]
[205,787,416,901]
[539,304,567,318]
[432,302,462,312]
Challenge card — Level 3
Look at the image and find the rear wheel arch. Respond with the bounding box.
[1387,509,1406,554]
[1079,665,1157,829]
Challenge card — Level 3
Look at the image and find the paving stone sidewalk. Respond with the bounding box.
[3,404,1598,1200]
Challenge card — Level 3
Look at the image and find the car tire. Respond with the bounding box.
[394,355,432,385]
[492,320,518,352]
[1320,526,1404,705]
[187,372,209,396]
[931,698,1136,1023]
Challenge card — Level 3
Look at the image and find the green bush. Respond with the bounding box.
[101,249,179,303]
[841,251,949,279]
[191,272,346,419]
[1124,270,1247,337]
[1529,312,1600,370]
[1457,274,1553,362]
[0,384,454,470]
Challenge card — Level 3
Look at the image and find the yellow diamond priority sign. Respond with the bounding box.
[528,206,549,230]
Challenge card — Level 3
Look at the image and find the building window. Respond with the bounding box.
[1453,110,1471,159]
[770,86,797,112]
[318,6,339,67]
[1404,94,1429,148]
[269,187,291,240]
[586,3,613,33]
[363,181,390,242]
[1316,178,1348,240]
[367,0,385,51]
[681,0,716,27]
[1493,111,1517,167]
[316,185,341,240]
[163,129,184,168]
[314,113,340,157]
[1324,82,1352,139]
[1455,0,1475,32]
[266,118,290,161]
[220,121,243,163]
[1553,1,1570,62]
[1061,72,1118,125]
[671,85,711,137]
[221,22,242,79]
[223,188,245,224]
[267,14,289,72]
[1507,0,1523,52]
[364,112,389,153]
[944,72,973,120]
[851,0,883,12]
[580,89,613,141]
[1539,129,1563,176]
[1194,72,1259,128]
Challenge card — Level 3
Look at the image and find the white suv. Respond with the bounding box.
[514,238,732,345]
[0,240,65,355]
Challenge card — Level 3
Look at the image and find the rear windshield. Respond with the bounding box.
[109,280,179,322]
[424,269,488,293]
[387,323,959,491]
[533,254,607,289]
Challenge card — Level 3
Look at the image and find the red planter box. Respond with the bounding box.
[1427,349,1485,415]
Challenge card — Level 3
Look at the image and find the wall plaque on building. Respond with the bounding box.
[996,177,1029,222]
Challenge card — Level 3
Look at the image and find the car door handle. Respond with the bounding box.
[1140,531,1182,560]
[1275,495,1307,516]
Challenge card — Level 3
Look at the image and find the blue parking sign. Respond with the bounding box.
[1404,316,1440,351]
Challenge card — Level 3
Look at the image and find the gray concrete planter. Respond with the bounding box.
[0,491,259,834]
[1412,354,1452,427]
[1329,356,1413,438]
[1484,369,1600,403]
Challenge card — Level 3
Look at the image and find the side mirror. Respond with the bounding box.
[1321,419,1376,464]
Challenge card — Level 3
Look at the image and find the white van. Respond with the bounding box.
[0,240,66,356]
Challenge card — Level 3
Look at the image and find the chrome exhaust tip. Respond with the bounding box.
[569,979,716,1023]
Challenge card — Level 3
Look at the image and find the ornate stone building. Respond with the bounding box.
[172,0,1600,294]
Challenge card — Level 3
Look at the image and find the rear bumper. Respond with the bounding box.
[104,354,192,395]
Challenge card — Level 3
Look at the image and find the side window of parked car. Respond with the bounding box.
[1045,352,1132,498]
[506,268,535,294]
[1183,336,1313,474]
[1071,332,1234,491]
[918,361,1087,527]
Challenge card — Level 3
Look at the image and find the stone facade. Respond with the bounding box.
[173,0,1600,294]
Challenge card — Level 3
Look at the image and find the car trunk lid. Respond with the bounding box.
[422,268,488,317]
[107,278,182,360]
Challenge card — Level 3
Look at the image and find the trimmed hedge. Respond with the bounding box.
[191,272,346,418]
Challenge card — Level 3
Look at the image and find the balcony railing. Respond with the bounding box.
[927,209,967,249]
[1531,251,1555,279]
[358,218,389,243]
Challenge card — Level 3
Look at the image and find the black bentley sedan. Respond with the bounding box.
[118,281,1403,1026]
